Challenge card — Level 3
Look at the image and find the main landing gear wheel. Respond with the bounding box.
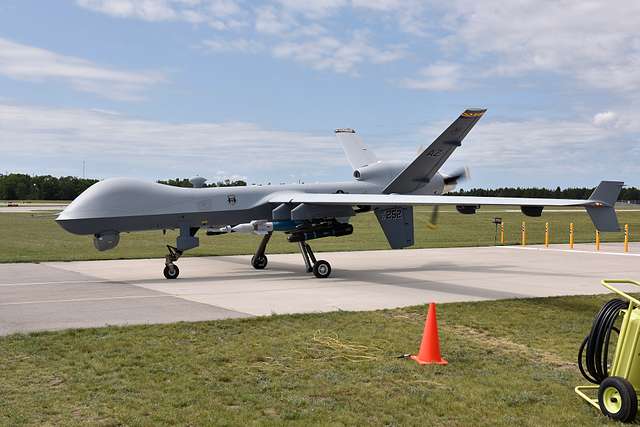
[598,376,637,422]
[297,241,332,278]
[313,260,331,278]
[250,232,272,270]
[251,255,268,270]
[163,264,180,280]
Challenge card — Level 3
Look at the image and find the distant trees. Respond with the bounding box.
[0,174,248,200]
[157,178,247,188]
[450,186,640,201]
[0,173,637,201]
[0,174,98,200]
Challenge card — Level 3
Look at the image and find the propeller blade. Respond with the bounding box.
[443,167,470,185]
[427,205,439,230]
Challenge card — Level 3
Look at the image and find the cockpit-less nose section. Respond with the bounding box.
[56,109,624,280]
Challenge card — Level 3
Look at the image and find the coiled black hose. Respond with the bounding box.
[578,298,627,384]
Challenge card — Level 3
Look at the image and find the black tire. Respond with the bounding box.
[163,264,179,279]
[251,255,268,270]
[598,376,637,422]
[312,260,331,278]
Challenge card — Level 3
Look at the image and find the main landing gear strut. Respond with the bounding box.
[298,241,331,279]
[251,232,271,269]
[249,232,331,278]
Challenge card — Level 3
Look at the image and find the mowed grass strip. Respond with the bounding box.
[1,207,639,262]
[0,294,626,426]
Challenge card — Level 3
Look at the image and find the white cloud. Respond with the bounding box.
[74,0,640,91]
[209,0,242,17]
[75,1,411,75]
[351,0,401,12]
[1,102,638,187]
[0,103,341,180]
[272,32,405,75]
[593,111,618,128]
[440,0,640,93]
[0,38,165,101]
[199,38,262,53]
[76,0,177,21]
[351,0,427,36]
[254,5,295,35]
[400,62,462,91]
[419,114,639,185]
[276,0,347,18]
[77,0,248,29]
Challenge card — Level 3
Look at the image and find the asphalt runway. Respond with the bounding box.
[1,243,638,335]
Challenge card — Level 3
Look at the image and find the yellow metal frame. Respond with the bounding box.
[575,279,640,408]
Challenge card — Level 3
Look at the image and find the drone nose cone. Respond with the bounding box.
[55,196,91,234]
[55,215,79,234]
[55,177,145,234]
[56,204,75,221]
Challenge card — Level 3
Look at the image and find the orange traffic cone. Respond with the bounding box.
[411,303,447,365]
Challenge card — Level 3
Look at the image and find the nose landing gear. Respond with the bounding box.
[161,225,200,280]
[164,245,182,279]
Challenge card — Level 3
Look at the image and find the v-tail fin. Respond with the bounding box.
[335,128,378,169]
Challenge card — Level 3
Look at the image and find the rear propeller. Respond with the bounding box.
[427,206,440,230]
[427,167,470,229]
[443,167,470,187]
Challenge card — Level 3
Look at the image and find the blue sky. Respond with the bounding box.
[0,0,638,188]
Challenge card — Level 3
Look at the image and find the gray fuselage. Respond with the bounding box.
[56,161,446,236]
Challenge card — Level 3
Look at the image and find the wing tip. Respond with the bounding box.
[461,108,487,118]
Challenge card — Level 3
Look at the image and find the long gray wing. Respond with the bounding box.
[383,109,486,194]
[268,180,623,232]
[268,192,597,207]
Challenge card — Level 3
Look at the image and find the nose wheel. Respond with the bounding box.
[164,245,182,279]
[163,264,180,279]
[298,242,331,278]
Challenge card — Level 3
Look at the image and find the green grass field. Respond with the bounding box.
[0,294,629,426]
[1,207,638,263]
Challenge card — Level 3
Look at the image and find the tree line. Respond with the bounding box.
[450,186,640,201]
[0,173,637,201]
[157,178,247,188]
[0,174,247,200]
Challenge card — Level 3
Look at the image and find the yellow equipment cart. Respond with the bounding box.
[576,279,640,423]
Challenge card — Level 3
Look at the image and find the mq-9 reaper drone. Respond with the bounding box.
[57,109,623,279]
